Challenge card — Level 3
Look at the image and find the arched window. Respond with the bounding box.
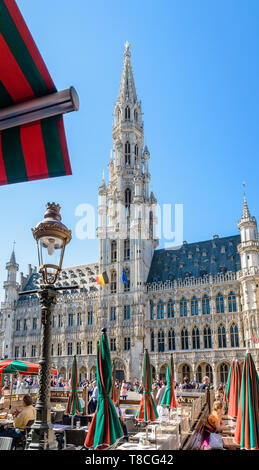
[180,297,187,317]
[124,239,130,260]
[216,292,224,313]
[134,109,138,122]
[230,323,239,347]
[203,325,212,349]
[134,144,138,157]
[157,300,164,319]
[218,323,226,348]
[202,294,210,314]
[151,331,155,352]
[150,300,154,320]
[110,270,117,294]
[125,106,130,120]
[125,141,131,166]
[182,364,190,381]
[192,327,200,349]
[168,329,175,351]
[158,330,165,352]
[167,299,174,318]
[125,188,131,216]
[181,328,189,350]
[206,364,213,384]
[197,365,202,383]
[220,363,229,383]
[124,267,130,292]
[191,296,198,316]
[111,240,117,262]
[228,291,237,312]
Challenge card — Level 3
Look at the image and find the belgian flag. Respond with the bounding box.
[95,271,109,286]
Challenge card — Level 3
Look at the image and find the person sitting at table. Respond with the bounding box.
[201,400,231,449]
[114,401,128,441]
[0,394,36,448]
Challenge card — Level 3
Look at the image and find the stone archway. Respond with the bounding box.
[90,366,96,381]
[113,358,126,382]
[151,365,156,381]
[159,364,167,381]
[217,361,230,385]
[178,362,193,382]
[79,366,87,382]
[195,362,213,385]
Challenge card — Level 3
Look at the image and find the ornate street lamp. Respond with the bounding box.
[26,203,71,450]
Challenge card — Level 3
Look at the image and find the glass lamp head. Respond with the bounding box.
[32,203,71,285]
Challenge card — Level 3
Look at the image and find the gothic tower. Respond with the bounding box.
[237,195,259,355]
[1,248,19,359]
[97,42,158,379]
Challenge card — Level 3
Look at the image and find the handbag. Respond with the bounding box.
[208,432,223,449]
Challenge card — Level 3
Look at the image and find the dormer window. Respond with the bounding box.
[125,106,130,120]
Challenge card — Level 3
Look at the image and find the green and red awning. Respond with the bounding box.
[0,359,57,398]
[161,354,177,409]
[84,330,123,449]
[136,349,158,422]
[234,352,259,450]
[66,355,82,416]
[0,0,72,185]
[223,359,241,419]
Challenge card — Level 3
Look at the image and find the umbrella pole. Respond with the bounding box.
[9,377,13,411]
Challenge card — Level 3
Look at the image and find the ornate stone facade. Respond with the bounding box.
[0,44,258,385]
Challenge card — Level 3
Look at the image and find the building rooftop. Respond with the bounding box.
[147,234,241,284]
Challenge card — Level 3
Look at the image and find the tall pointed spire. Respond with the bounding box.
[10,241,17,265]
[241,195,251,219]
[118,41,138,105]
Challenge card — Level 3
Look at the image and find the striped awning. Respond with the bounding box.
[0,0,72,185]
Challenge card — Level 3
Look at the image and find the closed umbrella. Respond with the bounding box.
[66,355,82,419]
[234,352,259,450]
[136,349,158,422]
[111,361,117,403]
[84,329,123,449]
[224,359,241,419]
[161,354,177,409]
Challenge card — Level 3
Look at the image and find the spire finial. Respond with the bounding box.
[242,181,247,196]
[124,40,131,57]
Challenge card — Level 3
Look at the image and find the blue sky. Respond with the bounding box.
[0,0,258,297]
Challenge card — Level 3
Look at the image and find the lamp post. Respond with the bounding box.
[27,202,71,450]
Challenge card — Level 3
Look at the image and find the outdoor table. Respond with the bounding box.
[0,418,14,427]
[53,424,88,433]
[129,431,178,450]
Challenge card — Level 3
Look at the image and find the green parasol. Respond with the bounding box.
[136,349,158,422]
[84,329,123,449]
[234,352,259,449]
